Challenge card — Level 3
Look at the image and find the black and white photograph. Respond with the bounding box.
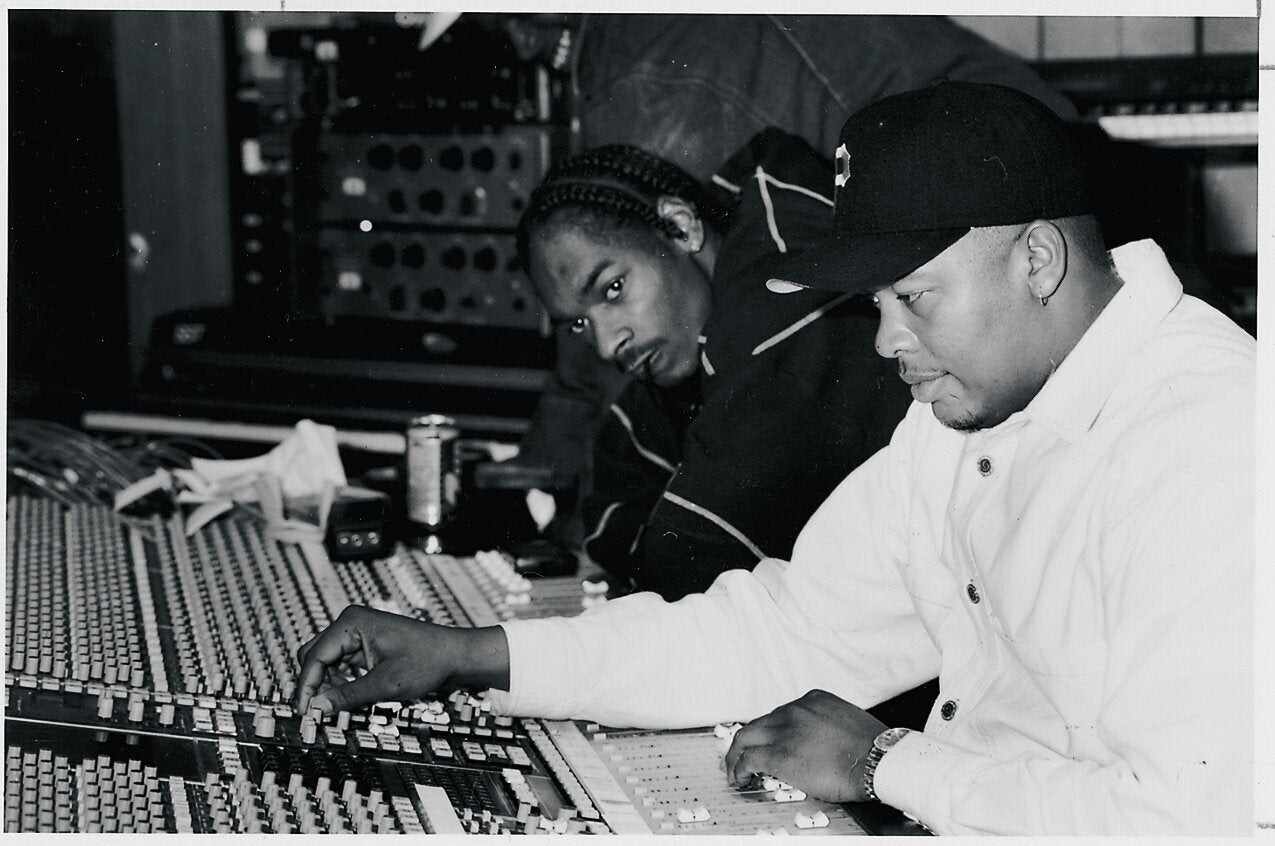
[5,3,1267,836]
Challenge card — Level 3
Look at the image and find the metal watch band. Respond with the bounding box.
[862,727,912,802]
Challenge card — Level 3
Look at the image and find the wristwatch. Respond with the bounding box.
[862,727,912,802]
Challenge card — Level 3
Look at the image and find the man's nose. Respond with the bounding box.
[874,304,918,359]
[592,315,631,361]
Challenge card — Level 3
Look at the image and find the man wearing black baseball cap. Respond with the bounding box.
[764,79,1103,436]
[296,82,1254,834]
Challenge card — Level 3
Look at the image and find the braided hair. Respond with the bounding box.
[516,145,735,273]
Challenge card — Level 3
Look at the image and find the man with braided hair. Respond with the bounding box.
[515,132,911,605]
[518,131,934,728]
[482,13,1078,520]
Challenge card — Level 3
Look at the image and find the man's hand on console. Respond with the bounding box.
[723,689,888,802]
[295,606,510,715]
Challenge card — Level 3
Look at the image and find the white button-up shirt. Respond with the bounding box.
[489,240,1255,835]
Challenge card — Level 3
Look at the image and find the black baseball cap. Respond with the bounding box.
[767,80,1093,296]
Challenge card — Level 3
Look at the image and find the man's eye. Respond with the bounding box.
[898,291,925,305]
[604,277,624,301]
[569,317,589,335]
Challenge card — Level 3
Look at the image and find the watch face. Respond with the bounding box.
[877,727,911,751]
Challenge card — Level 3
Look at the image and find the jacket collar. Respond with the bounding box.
[1020,240,1183,443]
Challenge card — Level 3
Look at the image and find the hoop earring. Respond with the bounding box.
[1039,294,1050,307]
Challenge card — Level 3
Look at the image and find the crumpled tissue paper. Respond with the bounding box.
[115,419,347,541]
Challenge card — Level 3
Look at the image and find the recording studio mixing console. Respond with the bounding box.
[4,495,919,834]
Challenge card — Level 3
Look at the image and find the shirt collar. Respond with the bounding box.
[1021,239,1183,443]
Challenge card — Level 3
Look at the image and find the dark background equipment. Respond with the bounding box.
[6,11,1258,435]
[1032,52,1258,333]
[8,11,569,437]
[161,13,567,438]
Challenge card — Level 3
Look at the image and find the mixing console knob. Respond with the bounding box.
[255,713,276,739]
[128,696,146,723]
[96,692,114,720]
[795,810,831,829]
[158,703,176,726]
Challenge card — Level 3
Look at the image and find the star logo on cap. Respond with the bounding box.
[834,143,851,189]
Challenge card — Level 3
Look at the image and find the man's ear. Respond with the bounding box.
[1020,220,1068,303]
[657,195,705,253]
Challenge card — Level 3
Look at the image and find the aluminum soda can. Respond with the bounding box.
[406,415,460,528]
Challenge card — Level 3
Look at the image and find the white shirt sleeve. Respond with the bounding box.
[488,442,941,728]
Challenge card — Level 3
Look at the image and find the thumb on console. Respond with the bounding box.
[310,662,399,716]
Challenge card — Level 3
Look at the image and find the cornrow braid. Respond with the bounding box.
[516,144,735,272]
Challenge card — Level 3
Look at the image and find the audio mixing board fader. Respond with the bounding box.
[5,496,918,834]
[543,722,871,836]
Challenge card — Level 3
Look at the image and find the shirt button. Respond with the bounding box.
[940,700,958,721]
[977,456,993,476]
[966,583,980,604]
